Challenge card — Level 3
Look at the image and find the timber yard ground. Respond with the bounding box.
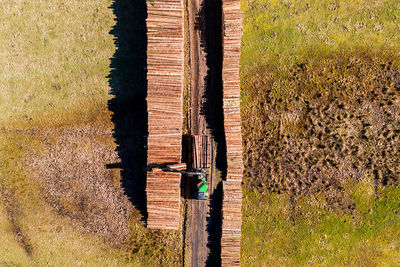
[1,0,400,266]
[184,0,225,264]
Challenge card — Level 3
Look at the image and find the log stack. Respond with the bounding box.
[221,0,243,265]
[193,135,213,170]
[146,0,184,230]
[221,180,242,266]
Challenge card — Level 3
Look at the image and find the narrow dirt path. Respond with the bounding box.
[186,0,212,265]
[189,0,208,136]
[0,184,32,256]
[184,0,223,265]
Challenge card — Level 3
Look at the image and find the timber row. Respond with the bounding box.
[145,0,244,264]
[220,0,243,265]
[145,0,184,230]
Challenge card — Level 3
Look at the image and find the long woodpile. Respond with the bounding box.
[221,0,243,265]
[146,0,184,230]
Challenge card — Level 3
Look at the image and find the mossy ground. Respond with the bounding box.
[0,1,181,266]
[241,0,400,265]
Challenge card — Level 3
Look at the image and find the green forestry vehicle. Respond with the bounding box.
[163,166,209,200]
[180,170,209,200]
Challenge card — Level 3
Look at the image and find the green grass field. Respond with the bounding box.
[241,0,400,265]
[241,0,400,75]
[242,185,400,266]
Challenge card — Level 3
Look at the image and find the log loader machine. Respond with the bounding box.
[173,168,209,200]
[147,164,209,200]
[147,135,213,200]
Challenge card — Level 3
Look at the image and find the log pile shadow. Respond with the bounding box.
[206,182,223,266]
[108,0,148,219]
[197,0,226,176]
[196,0,225,265]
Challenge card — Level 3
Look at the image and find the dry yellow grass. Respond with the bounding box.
[0,0,182,265]
[0,0,113,129]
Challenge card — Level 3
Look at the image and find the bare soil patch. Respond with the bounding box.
[28,126,132,245]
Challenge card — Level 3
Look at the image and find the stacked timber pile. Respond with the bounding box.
[146,0,184,230]
[221,180,242,266]
[221,0,243,265]
[221,0,243,182]
[193,135,213,169]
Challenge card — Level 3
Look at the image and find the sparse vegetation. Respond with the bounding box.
[241,0,400,264]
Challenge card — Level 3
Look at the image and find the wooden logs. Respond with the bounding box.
[193,135,213,170]
[221,0,243,265]
[151,163,187,172]
[146,0,184,230]
[221,180,242,266]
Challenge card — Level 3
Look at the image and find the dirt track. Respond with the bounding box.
[189,0,208,136]
[187,0,210,264]
[186,0,221,265]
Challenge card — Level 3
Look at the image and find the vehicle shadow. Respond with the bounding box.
[107,0,148,220]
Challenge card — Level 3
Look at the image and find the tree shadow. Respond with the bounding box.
[108,0,148,219]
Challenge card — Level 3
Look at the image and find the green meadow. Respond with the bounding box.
[241,0,400,265]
